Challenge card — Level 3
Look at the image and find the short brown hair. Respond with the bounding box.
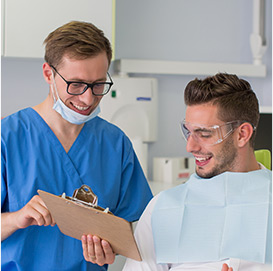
[44,21,112,68]
[184,73,260,148]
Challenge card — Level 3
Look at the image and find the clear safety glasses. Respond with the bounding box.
[180,120,243,146]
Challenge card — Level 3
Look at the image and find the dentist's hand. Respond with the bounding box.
[222,263,233,271]
[15,195,55,229]
[1,195,55,241]
[81,235,116,266]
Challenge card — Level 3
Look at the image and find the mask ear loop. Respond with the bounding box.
[50,69,60,103]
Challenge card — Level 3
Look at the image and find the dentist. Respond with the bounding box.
[1,21,153,271]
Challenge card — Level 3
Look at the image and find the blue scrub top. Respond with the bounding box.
[1,108,153,271]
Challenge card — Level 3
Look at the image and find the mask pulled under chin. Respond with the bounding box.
[50,81,100,125]
[53,98,101,125]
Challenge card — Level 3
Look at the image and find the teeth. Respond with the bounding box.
[195,157,208,162]
[73,104,89,111]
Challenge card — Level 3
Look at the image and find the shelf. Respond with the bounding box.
[260,106,272,114]
[113,59,266,78]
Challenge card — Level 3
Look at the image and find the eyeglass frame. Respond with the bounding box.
[50,65,113,96]
[180,120,256,146]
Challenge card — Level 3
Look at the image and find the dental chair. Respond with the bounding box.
[255,149,271,170]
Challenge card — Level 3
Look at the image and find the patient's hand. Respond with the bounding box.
[81,235,116,266]
[222,263,233,271]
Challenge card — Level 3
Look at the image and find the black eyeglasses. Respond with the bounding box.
[50,65,113,96]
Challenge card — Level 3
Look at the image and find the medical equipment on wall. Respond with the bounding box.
[100,76,158,177]
[153,157,195,184]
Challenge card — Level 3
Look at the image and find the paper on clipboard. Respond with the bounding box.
[38,186,141,261]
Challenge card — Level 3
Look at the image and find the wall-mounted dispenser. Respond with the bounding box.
[100,76,158,177]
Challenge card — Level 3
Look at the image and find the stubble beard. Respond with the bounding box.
[196,137,238,179]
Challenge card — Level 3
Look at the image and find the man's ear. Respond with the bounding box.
[42,62,53,84]
[236,122,254,148]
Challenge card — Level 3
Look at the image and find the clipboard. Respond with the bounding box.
[38,185,142,261]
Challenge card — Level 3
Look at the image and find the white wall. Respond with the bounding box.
[2,0,272,182]
[1,57,48,116]
[114,0,272,180]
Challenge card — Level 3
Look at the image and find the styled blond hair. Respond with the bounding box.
[44,21,112,68]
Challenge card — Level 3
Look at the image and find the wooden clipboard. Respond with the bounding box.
[38,189,141,261]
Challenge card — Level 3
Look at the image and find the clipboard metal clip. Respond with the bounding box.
[72,185,98,206]
[61,185,98,207]
[61,185,111,214]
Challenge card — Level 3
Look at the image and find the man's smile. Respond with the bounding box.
[194,155,212,167]
[70,102,92,115]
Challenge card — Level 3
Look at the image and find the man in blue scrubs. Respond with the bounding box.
[1,21,153,271]
[122,73,271,271]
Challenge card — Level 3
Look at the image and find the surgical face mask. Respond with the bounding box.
[51,70,100,125]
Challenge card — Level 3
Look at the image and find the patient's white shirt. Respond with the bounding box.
[122,194,271,271]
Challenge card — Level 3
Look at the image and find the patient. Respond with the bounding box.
[122,73,272,271]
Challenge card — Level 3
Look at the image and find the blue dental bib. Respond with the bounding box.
[151,169,272,264]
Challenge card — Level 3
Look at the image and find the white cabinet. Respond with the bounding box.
[2,0,114,58]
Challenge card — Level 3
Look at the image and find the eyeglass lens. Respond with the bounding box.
[67,82,111,96]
